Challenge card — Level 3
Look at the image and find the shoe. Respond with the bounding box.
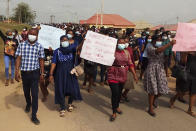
[67,105,74,112]
[5,79,9,86]
[100,82,104,86]
[147,110,156,117]
[11,79,14,84]
[187,111,196,118]
[31,117,40,125]
[110,115,116,122]
[60,110,66,117]
[117,111,123,115]
[25,105,31,113]
[178,98,186,104]
[153,100,159,109]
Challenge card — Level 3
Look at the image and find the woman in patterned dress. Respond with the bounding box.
[144,35,176,117]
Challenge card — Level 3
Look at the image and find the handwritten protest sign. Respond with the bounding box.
[80,31,117,66]
[38,25,65,50]
[173,23,196,51]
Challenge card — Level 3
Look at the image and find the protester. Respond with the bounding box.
[15,28,45,125]
[83,60,97,93]
[162,32,172,77]
[49,35,82,117]
[170,52,196,117]
[136,32,146,69]
[144,35,176,117]
[107,38,138,122]
[139,35,152,80]
[0,29,19,86]
[13,29,23,44]
[39,47,53,102]
[21,27,28,41]
[121,37,137,102]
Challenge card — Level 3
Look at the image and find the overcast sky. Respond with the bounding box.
[0,0,195,25]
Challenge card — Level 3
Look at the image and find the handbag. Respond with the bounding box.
[70,54,84,76]
[171,64,189,81]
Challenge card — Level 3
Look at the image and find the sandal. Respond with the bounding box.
[67,105,74,112]
[147,110,156,117]
[169,98,175,109]
[110,115,116,122]
[187,111,196,118]
[60,110,65,117]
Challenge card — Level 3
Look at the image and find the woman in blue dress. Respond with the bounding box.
[49,35,82,117]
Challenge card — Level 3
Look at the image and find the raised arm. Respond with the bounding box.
[0,30,6,42]
[156,40,176,53]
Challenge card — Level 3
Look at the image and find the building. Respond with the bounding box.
[134,20,154,31]
[80,14,135,30]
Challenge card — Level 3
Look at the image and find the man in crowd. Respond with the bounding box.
[15,28,45,125]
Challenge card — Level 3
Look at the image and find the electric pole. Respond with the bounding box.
[50,15,55,24]
[177,16,179,23]
[101,0,104,26]
[7,0,10,23]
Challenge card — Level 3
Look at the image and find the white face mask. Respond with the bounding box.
[125,43,129,48]
[168,35,171,38]
[28,35,37,42]
[7,35,14,39]
[61,41,69,48]
[162,36,168,40]
[67,34,73,39]
[75,31,80,35]
[155,41,162,48]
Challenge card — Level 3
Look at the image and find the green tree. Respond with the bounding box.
[12,2,36,23]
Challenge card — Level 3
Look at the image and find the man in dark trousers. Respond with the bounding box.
[15,28,45,125]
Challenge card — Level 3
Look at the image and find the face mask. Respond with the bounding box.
[61,41,69,48]
[134,35,137,38]
[146,31,150,34]
[162,36,168,40]
[28,35,37,42]
[12,32,16,36]
[155,41,162,48]
[23,29,26,31]
[142,36,146,39]
[118,44,126,50]
[7,35,14,39]
[75,31,80,35]
[147,39,152,43]
[168,35,171,38]
[67,34,73,39]
[125,43,129,48]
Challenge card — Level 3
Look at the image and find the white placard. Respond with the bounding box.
[38,25,65,50]
[80,31,117,66]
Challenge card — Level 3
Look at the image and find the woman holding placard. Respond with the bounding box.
[107,38,138,122]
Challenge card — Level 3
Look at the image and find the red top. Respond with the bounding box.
[126,47,135,67]
[107,50,133,83]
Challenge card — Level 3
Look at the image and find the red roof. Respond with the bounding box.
[80,14,135,27]
[151,24,177,31]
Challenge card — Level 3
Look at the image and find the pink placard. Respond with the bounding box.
[173,23,196,51]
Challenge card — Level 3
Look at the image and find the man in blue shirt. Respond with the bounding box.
[15,28,45,125]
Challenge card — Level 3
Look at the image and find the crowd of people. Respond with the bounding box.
[0,23,196,125]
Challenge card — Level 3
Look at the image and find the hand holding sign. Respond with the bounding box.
[80,31,117,66]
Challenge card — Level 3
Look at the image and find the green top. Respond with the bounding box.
[162,39,172,56]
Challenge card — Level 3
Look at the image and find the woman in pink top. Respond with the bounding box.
[107,38,138,122]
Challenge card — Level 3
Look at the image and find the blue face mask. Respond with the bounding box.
[142,36,146,39]
[155,41,162,48]
[61,41,69,48]
[118,44,126,50]
[147,39,152,43]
